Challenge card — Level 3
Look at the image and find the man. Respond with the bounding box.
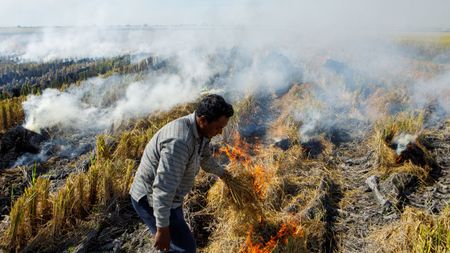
[130,94,234,252]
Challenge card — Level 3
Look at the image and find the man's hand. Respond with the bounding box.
[154,226,171,251]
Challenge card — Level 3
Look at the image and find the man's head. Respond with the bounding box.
[195,94,234,138]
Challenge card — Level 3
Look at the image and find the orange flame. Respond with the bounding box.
[241,221,304,253]
[219,133,273,197]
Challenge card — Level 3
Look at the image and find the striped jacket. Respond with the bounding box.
[129,112,224,227]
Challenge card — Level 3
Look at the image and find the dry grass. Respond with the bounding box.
[204,126,337,253]
[370,111,435,180]
[370,206,450,253]
[222,95,259,143]
[268,84,322,143]
[206,137,270,245]
[1,92,350,252]
[240,219,307,253]
[2,177,51,250]
[269,85,302,141]
[1,103,196,251]
[365,88,410,119]
[2,158,138,251]
[211,171,263,218]
[0,96,26,132]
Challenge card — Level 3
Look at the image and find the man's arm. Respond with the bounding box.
[200,141,225,177]
[152,138,189,251]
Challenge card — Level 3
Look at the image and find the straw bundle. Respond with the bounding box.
[208,169,263,219]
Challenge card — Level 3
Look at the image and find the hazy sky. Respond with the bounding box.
[0,0,449,29]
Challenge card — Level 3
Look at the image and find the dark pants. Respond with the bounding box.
[131,196,196,253]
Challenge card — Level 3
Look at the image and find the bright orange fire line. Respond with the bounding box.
[219,133,272,197]
[241,222,304,253]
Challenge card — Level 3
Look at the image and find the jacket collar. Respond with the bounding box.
[188,112,200,140]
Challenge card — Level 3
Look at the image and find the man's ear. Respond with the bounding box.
[198,116,209,127]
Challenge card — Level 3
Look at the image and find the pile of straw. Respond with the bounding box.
[208,169,263,220]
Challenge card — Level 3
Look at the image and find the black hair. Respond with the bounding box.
[196,94,234,122]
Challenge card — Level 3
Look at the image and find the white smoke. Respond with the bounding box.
[0,27,154,61]
[23,69,204,133]
[0,0,446,157]
[23,88,105,133]
[110,76,201,121]
[16,28,449,143]
[393,133,417,155]
[412,71,450,114]
[297,108,322,141]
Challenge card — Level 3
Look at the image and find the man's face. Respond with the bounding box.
[198,115,229,138]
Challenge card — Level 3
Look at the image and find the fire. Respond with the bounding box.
[240,221,304,253]
[219,133,273,197]
[218,133,305,252]
[220,134,251,167]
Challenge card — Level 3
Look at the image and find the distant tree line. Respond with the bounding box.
[0,55,156,98]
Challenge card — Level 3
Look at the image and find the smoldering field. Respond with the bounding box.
[0,26,449,252]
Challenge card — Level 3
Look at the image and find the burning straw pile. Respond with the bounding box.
[370,111,435,180]
[196,92,342,252]
[212,168,263,218]
[203,133,328,253]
